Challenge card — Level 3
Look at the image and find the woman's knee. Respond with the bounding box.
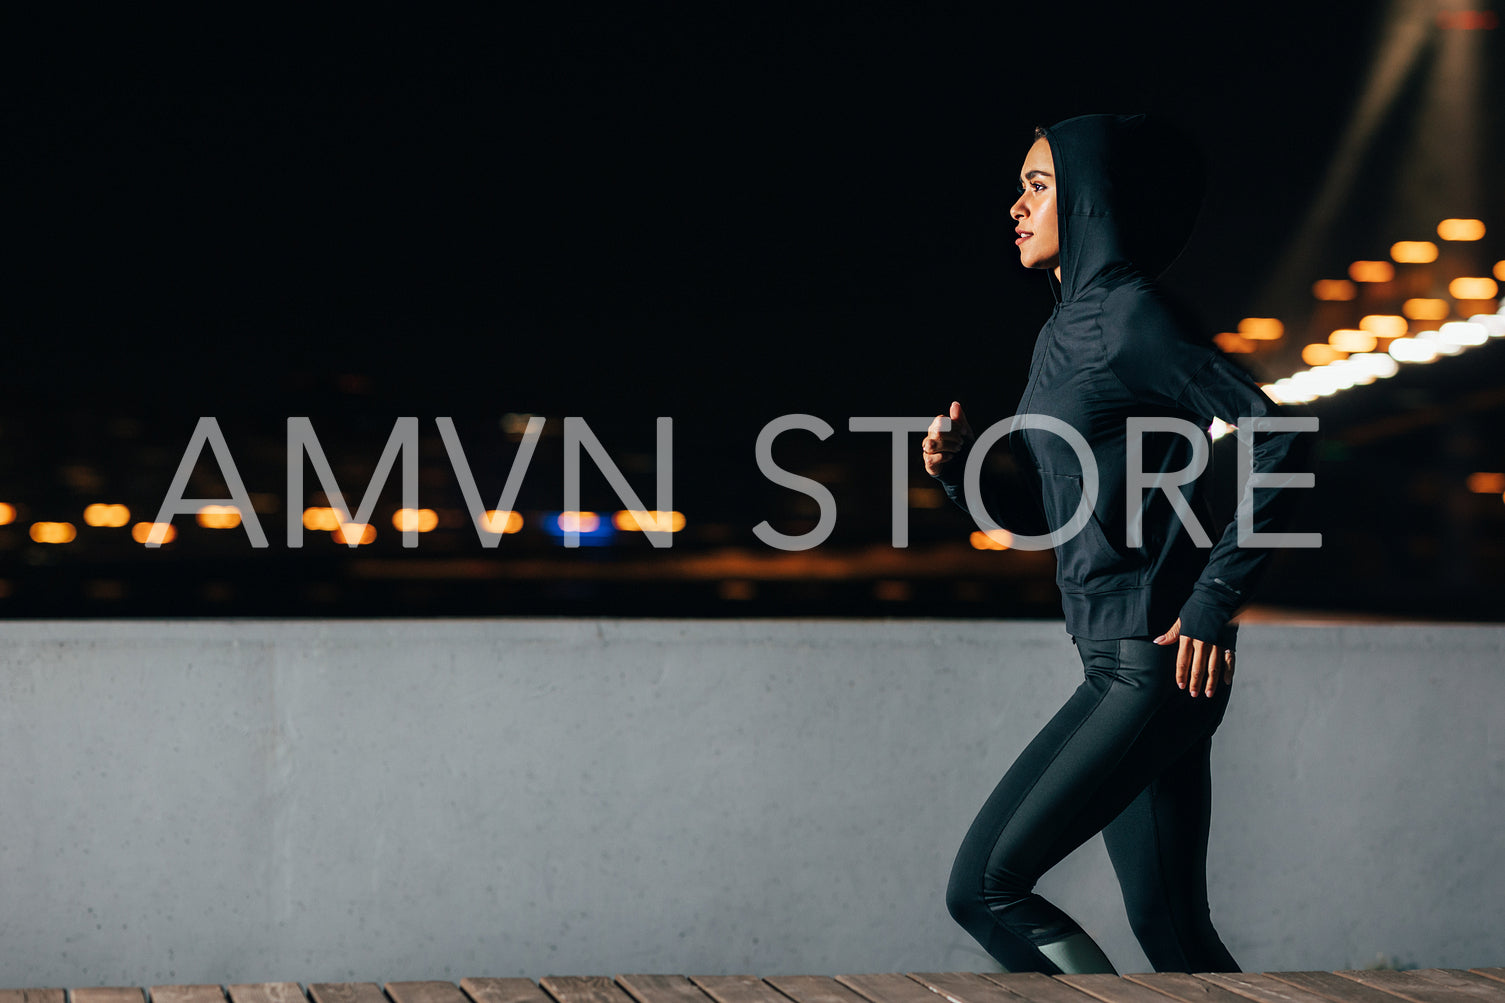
[947,853,1032,930]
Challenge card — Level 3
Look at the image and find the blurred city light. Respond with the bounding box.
[1388,337,1441,363]
[557,511,600,533]
[1359,314,1408,337]
[392,508,439,532]
[613,510,686,532]
[1471,313,1505,337]
[1416,329,1464,356]
[1350,352,1400,379]
[132,522,178,545]
[1312,279,1359,301]
[1390,240,1439,263]
[0,503,15,526]
[196,505,243,529]
[1435,10,1499,29]
[303,507,341,531]
[1214,332,1256,353]
[1237,317,1285,340]
[1302,343,1345,366]
[1349,260,1395,282]
[84,503,132,528]
[1495,261,1505,280]
[481,510,525,534]
[333,523,377,545]
[1208,418,1235,441]
[1403,298,1451,320]
[1437,321,1489,348]
[31,522,78,544]
[1330,329,1379,353]
[1436,218,1486,241]
[543,511,614,545]
[1448,276,1499,299]
[1467,472,1505,494]
[970,529,1012,551]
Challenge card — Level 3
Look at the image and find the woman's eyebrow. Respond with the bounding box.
[1021,169,1054,182]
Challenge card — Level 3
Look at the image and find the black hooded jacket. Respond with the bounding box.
[934,114,1313,643]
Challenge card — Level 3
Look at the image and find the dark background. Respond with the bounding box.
[5,3,1503,619]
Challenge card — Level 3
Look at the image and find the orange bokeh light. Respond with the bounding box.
[1312,279,1358,301]
[1436,218,1485,241]
[1449,277,1499,300]
[613,510,687,532]
[1348,261,1395,283]
[392,508,439,532]
[332,522,377,545]
[197,505,243,529]
[30,522,78,544]
[132,522,178,545]
[1390,241,1438,263]
[970,529,1013,551]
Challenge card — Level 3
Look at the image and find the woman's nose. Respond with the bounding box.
[1009,194,1027,220]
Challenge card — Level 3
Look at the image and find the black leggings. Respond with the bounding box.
[945,635,1240,973]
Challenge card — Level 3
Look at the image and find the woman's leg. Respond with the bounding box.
[1102,733,1240,972]
[945,635,1232,973]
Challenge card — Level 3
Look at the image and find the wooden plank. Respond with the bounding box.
[152,989,227,1003]
[908,972,1029,1003]
[616,977,716,1003]
[0,992,66,1003]
[388,986,469,1003]
[539,978,635,1003]
[228,985,308,1003]
[689,977,789,1003]
[308,985,388,1003]
[1263,974,1412,1003]
[1056,973,1184,1003]
[1122,975,1250,1003]
[73,991,147,1003]
[460,981,554,1003]
[766,977,870,1003]
[1336,972,1481,1003]
[1405,973,1505,1000]
[1196,973,1338,1003]
[1465,977,1505,990]
[835,974,943,1003]
[387,987,469,1003]
[983,973,1099,1003]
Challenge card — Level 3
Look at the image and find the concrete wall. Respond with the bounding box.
[0,619,1500,985]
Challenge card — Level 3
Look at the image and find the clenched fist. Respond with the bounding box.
[922,401,974,477]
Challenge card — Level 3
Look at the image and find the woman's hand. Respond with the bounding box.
[1153,618,1235,698]
[922,401,974,477]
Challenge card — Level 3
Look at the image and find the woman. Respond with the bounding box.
[922,114,1311,973]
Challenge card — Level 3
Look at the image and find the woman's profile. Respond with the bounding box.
[923,113,1312,973]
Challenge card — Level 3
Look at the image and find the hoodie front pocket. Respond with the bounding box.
[1038,470,1140,591]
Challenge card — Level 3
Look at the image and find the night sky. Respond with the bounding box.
[13,4,1439,421]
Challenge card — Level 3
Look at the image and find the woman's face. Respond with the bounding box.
[1011,137,1060,275]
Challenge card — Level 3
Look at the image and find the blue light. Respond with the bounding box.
[541,511,617,546]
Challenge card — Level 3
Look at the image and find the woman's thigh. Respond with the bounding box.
[960,636,1231,893]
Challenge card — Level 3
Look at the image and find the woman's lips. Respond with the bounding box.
[1015,233,1032,245]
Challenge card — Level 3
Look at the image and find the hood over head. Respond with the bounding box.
[1038,113,1205,301]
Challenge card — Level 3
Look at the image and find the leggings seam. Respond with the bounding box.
[972,678,1117,912]
[1146,780,1193,972]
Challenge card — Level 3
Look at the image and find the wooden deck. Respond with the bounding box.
[6,969,1503,1003]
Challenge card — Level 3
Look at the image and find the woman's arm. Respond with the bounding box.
[924,401,1051,537]
[1108,286,1318,644]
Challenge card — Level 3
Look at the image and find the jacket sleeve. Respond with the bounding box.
[929,433,1051,538]
[1108,286,1318,643]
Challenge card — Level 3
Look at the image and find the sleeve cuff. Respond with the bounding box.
[1177,592,1232,646]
